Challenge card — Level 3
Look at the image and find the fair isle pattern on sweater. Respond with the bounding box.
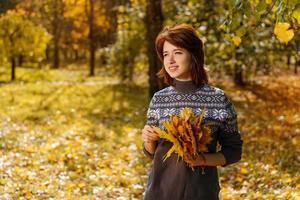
[146,84,239,135]
[143,82,243,200]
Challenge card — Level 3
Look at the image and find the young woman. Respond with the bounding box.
[141,24,243,200]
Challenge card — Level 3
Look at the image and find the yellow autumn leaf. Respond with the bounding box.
[232,36,242,46]
[153,126,183,156]
[274,22,289,35]
[193,109,205,127]
[187,1,194,8]
[198,109,206,124]
[78,182,86,188]
[172,115,179,127]
[186,123,197,155]
[163,145,176,161]
[240,167,248,174]
[198,131,203,141]
[266,0,272,4]
[163,121,176,135]
[180,107,193,121]
[153,127,173,141]
[274,22,294,44]
[236,176,244,183]
[178,125,184,135]
[292,5,300,24]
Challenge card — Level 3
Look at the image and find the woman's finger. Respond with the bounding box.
[147,135,159,141]
[143,132,159,142]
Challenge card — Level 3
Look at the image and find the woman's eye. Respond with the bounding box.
[175,51,182,54]
[163,54,168,57]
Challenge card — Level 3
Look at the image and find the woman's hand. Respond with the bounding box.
[142,125,160,143]
[142,125,159,155]
[184,154,206,167]
[184,153,226,167]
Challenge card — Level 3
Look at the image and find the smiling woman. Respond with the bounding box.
[162,41,192,81]
[141,24,243,200]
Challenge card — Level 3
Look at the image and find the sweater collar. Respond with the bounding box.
[172,79,199,93]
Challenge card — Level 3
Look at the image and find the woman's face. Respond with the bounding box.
[163,41,192,81]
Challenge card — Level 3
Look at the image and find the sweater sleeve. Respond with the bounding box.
[143,94,159,159]
[217,95,243,167]
[145,94,159,127]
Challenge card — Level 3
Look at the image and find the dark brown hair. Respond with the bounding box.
[155,24,208,86]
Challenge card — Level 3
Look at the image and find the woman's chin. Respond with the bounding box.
[167,72,178,78]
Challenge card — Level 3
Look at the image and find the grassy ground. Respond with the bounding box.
[0,68,299,199]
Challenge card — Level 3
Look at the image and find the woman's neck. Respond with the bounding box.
[172,79,198,93]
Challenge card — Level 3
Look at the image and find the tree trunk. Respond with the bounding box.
[102,0,119,46]
[53,0,60,69]
[74,49,79,61]
[11,57,16,81]
[234,64,244,86]
[88,0,95,76]
[53,35,60,68]
[254,59,260,76]
[46,46,50,61]
[120,52,127,82]
[287,53,291,70]
[18,55,23,67]
[144,0,164,99]
[128,47,134,82]
[234,48,245,86]
[295,58,299,74]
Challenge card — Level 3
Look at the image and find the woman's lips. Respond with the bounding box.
[169,65,178,72]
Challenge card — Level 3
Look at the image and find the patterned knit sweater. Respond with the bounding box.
[143,79,243,200]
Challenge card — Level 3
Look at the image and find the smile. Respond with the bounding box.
[169,66,178,72]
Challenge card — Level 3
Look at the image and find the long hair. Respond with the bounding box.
[155,24,208,86]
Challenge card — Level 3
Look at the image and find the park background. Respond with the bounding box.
[0,0,299,199]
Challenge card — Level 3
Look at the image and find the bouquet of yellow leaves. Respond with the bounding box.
[152,107,213,168]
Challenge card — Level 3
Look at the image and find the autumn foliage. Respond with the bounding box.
[152,108,213,168]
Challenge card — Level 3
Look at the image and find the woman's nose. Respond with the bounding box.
[169,54,175,63]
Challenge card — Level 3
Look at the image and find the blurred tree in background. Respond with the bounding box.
[221,0,300,84]
[0,0,299,92]
[108,0,146,83]
[144,0,164,97]
[0,0,18,13]
[0,11,50,80]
